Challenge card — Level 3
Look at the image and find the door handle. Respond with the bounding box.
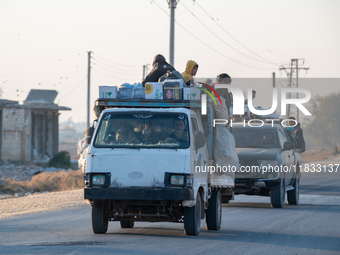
[288,155,291,158]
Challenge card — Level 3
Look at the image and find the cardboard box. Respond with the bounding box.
[163,87,182,100]
[99,86,117,99]
[145,82,163,100]
[183,87,201,101]
[163,79,185,88]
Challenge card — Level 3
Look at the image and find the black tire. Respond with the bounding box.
[184,192,202,236]
[120,220,134,228]
[206,190,222,230]
[287,175,300,205]
[270,178,285,208]
[91,200,108,234]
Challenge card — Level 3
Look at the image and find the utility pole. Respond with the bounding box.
[87,51,92,128]
[279,59,309,122]
[168,0,178,66]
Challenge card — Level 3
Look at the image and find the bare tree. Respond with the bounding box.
[305,92,340,147]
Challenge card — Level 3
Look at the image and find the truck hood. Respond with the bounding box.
[87,148,189,187]
[236,148,279,160]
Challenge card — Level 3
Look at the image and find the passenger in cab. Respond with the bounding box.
[142,54,175,87]
[181,60,199,86]
[165,119,189,145]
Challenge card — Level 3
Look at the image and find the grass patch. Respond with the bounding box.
[1,169,84,195]
[302,146,339,162]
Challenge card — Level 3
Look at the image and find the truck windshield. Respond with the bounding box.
[233,128,280,149]
[93,112,190,148]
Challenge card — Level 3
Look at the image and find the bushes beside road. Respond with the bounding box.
[0,169,83,196]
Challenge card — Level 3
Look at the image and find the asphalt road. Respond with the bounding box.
[1,201,339,254]
[300,157,340,197]
[0,158,339,255]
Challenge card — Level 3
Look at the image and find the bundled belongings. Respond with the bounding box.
[117,82,145,99]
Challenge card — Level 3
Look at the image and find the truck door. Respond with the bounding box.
[191,116,208,176]
[278,128,294,185]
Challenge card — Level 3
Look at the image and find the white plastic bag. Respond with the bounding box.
[213,96,230,121]
[213,125,239,178]
[117,82,145,99]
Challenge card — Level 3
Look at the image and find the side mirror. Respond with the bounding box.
[194,131,206,149]
[85,127,94,144]
[283,141,295,150]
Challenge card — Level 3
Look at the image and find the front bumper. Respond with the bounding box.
[84,187,194,200]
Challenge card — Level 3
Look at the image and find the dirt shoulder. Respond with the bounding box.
[302,147,339,162]
[0,189,86,219]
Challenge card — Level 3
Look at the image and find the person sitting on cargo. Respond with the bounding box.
[181,60,198,87]
[214,73,232,110]
[164,119,189,145]
[142,54,176,87]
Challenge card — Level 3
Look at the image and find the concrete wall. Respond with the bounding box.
[1,107,58,162]
[31,110,58,161]
[1,108,29,161]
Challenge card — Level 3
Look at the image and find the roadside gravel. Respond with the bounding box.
[0,189,86,219]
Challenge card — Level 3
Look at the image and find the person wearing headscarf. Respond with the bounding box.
[181,60,198,86]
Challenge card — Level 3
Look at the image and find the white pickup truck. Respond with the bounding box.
[82,98,234,236]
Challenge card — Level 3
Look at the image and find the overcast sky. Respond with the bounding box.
[1,0,339,124]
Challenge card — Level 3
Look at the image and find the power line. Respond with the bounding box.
[92,68,139,81]
[92,62,141,76]
[58,76,87,101]
[151,0,276,70]
[92,58,141,72]
[195,0,286,66]
[92,53,141,68]
[180,1,277,65]
[279,59,309,121]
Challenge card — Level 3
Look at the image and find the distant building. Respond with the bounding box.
[0,90,71,162]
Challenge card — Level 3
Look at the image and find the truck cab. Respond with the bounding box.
[82,99,234,236]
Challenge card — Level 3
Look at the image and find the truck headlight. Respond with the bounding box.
[92,174,106,185]
[84,172,111,187]
[170,175,185,185]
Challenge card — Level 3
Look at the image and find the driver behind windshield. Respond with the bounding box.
[164,119,189,145]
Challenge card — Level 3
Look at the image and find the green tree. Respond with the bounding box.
[305,92,340,147]
[48,151,71,169]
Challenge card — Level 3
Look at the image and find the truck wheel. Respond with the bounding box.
[91,200,108,234]
[270,178,285,208]
[120,220,134,228]
[287,175,300,205]
[184,192,201,236]
[206,190,222,230]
